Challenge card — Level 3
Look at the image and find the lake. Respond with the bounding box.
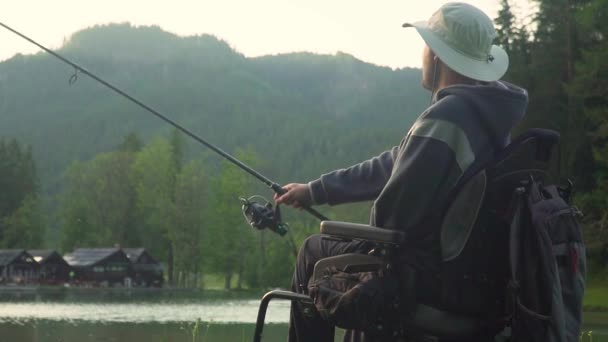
[0,288,606,342]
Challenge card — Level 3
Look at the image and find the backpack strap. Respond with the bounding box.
[508,187,525,293]
[507,181,552,322]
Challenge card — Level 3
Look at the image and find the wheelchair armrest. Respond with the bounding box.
[320,221,405,245]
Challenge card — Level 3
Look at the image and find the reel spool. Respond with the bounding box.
[240,195,289,236]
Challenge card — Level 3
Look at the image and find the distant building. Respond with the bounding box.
[0,250,40,285]
[63,248,131,286]
[123,248,163,287]
[28,250,71,285]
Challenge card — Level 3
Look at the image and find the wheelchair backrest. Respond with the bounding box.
[440,128,559,262]
[431,129,559,317]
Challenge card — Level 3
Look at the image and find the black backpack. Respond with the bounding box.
[433,128,587,341]
[507,176,586,342]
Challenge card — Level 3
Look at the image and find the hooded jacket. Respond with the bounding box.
[308,81,528,269]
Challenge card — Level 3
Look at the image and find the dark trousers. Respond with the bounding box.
[288,234,372,342]
[286,235,500,342]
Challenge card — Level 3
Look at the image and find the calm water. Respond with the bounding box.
[0,289,605,342]
[0,299,289,324]
[0,288,313,342]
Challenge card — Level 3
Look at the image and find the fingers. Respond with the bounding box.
[274,185,292,205]
[276,192,296,206]
[274,183,305,208]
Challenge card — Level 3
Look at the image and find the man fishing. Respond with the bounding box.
[275,3,529,341]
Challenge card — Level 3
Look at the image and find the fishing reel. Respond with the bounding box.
[240,195,289,236]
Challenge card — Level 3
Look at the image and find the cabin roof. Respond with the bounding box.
[28,249,55,263]
[28,250,69,265]
[0,249,25,266]
[122,248,145,262]
[122,248,159,265]
[63,248,123,267]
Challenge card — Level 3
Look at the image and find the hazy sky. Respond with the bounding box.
[1,0,533,69]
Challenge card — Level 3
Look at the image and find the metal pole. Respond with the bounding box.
[253,290,313,342]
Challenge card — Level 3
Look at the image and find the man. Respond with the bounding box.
[276,3,528,341]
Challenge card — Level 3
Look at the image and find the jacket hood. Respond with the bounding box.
[435,81,528,147]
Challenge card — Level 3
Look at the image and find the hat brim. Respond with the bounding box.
[403,21,508,82]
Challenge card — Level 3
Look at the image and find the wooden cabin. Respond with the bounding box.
[28,250,71,285]
[63,248,131,286]
[123,248,163,287]
[0,250,40,285]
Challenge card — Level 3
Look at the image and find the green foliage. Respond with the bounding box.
[173,158,208,287]
[118,132,143,152]
[130,137,177,282]
[0,139,38,217]
[1,195,44,249]
[495,0,517,50]
[60,150,139,251]
[496,0,608,268]
[0,138,42,248]
[570,0,608,194]
[205,148,260,289]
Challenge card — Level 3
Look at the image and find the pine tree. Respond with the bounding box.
[0,138,42,248]
[513,0,591,186]
[495,0,516,53]
[495,0,533,89]
[568,0,608,223]
[118,132,143,153]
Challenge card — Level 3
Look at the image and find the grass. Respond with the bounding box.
[201,273,256,291]
[202,273,227,290]
[580,331,594,342]
[584,312,608,325]
[584,277,608,311]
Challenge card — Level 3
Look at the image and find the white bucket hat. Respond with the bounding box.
[403,2,509,82]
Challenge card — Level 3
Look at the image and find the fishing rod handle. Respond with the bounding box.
[270,183,328,221]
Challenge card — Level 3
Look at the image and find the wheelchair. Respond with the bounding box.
[253,129,560,342]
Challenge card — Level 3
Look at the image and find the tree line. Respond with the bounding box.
[0,138,42,249]
[495,0,607,268]
[0,129,370,289]
[58,130,299,288]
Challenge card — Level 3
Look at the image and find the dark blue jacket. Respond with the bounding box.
[308,81,528,269]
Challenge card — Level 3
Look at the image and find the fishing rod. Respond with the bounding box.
[0,22,329,235]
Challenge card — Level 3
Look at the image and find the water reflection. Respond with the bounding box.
[0,289,605,342]
[0,300,290,324]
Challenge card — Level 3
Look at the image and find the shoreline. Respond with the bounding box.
[1,285,607,312]
[0,285,267,303]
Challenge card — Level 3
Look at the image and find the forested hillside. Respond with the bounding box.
[0,23,427,194]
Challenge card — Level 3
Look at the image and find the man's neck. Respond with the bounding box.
[435,65,477,93]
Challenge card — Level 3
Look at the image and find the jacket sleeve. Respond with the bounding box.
[372,118,474,231]
[308,146,399,205]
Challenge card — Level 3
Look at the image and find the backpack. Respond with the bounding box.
[507,177,586,342]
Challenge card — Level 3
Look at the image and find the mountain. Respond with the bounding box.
[0,23,428,194]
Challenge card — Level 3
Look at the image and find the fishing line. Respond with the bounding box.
[0,21,329,222]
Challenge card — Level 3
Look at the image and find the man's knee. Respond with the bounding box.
[297,234,323,266]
